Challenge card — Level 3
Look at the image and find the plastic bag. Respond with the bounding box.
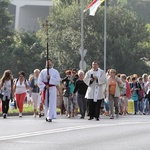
[10,99,17,110]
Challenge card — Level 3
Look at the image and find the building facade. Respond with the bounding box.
[9,0,53,31]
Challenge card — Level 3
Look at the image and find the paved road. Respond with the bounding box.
[0,114,150,150]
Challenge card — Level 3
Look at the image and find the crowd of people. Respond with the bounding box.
[61,62,150,120]
[0,59,150,122]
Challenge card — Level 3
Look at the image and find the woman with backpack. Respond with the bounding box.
[14,71,29,117]
[0,70,14,118]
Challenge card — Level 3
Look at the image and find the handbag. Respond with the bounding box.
[63,87,70,97]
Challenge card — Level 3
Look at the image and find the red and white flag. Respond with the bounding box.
[84,0,105,16]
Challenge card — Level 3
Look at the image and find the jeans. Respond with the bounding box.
[63,96,68,111]
[143,98,149,113]
[134,101,138,113]
[137,99,144,112]
[2,97,10,114]
[68,94,76,113]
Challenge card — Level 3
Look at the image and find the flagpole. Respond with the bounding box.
[79,0,87,71]
[104,0,107,72]
[81,0,84,70]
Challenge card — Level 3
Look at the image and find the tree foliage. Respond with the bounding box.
[38,2,81,76]
[39,0,150,76]
[7,31,45,77]
[0,0,13,52]
[0,0,150,78]
[126,0,150,24]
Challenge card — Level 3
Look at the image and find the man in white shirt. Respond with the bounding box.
[38,59,61,122]
[84,61,106,121]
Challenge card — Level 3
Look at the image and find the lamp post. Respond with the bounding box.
[80,0,87,71]
[104,0,107,72]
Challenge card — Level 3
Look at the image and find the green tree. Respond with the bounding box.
[84,7,150,75]
[37,0,150,76]
[38,2,81,76]
[0,0,14,76]
[0,0,12,48]
[126,0,150,24]
[8,0,149,77]
[7,31,45,77]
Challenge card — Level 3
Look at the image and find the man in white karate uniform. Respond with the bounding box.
[38,59,61,122]
[84,61,106,121]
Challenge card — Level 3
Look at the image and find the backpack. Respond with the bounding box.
[14,78,27,89]
[15,78,27,84]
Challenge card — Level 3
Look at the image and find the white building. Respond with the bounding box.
[9,0,53,31]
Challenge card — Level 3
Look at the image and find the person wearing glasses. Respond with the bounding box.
[14,71,29,117]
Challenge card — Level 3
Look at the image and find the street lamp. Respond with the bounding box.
[80,0,87,71]
[104,0,107,72]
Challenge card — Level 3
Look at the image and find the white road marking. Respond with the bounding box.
[0,121,146,141]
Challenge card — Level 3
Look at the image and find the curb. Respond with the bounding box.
[0,112,33,117]
[0,112,61,117]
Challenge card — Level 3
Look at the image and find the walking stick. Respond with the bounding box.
[43,20,50,107]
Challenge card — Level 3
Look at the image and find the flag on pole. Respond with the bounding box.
[84,0,105,16]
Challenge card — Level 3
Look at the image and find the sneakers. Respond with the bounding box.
[138,111,143,115]
[110,115,114,119]
[46,118,52,122]
[116,114,119,119]
[71,112,74,117]
[33,114,36,118]
[39,113,41,118]
[80,116,84,119]
[67,112,71,118]
[3,113,7,119]
[68,114,71,118]
[110,116,114,119]
[19,113,22,117]
[65,111,68,116]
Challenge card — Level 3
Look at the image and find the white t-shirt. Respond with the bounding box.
[15,79,28,94]
[1,80,12,100]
